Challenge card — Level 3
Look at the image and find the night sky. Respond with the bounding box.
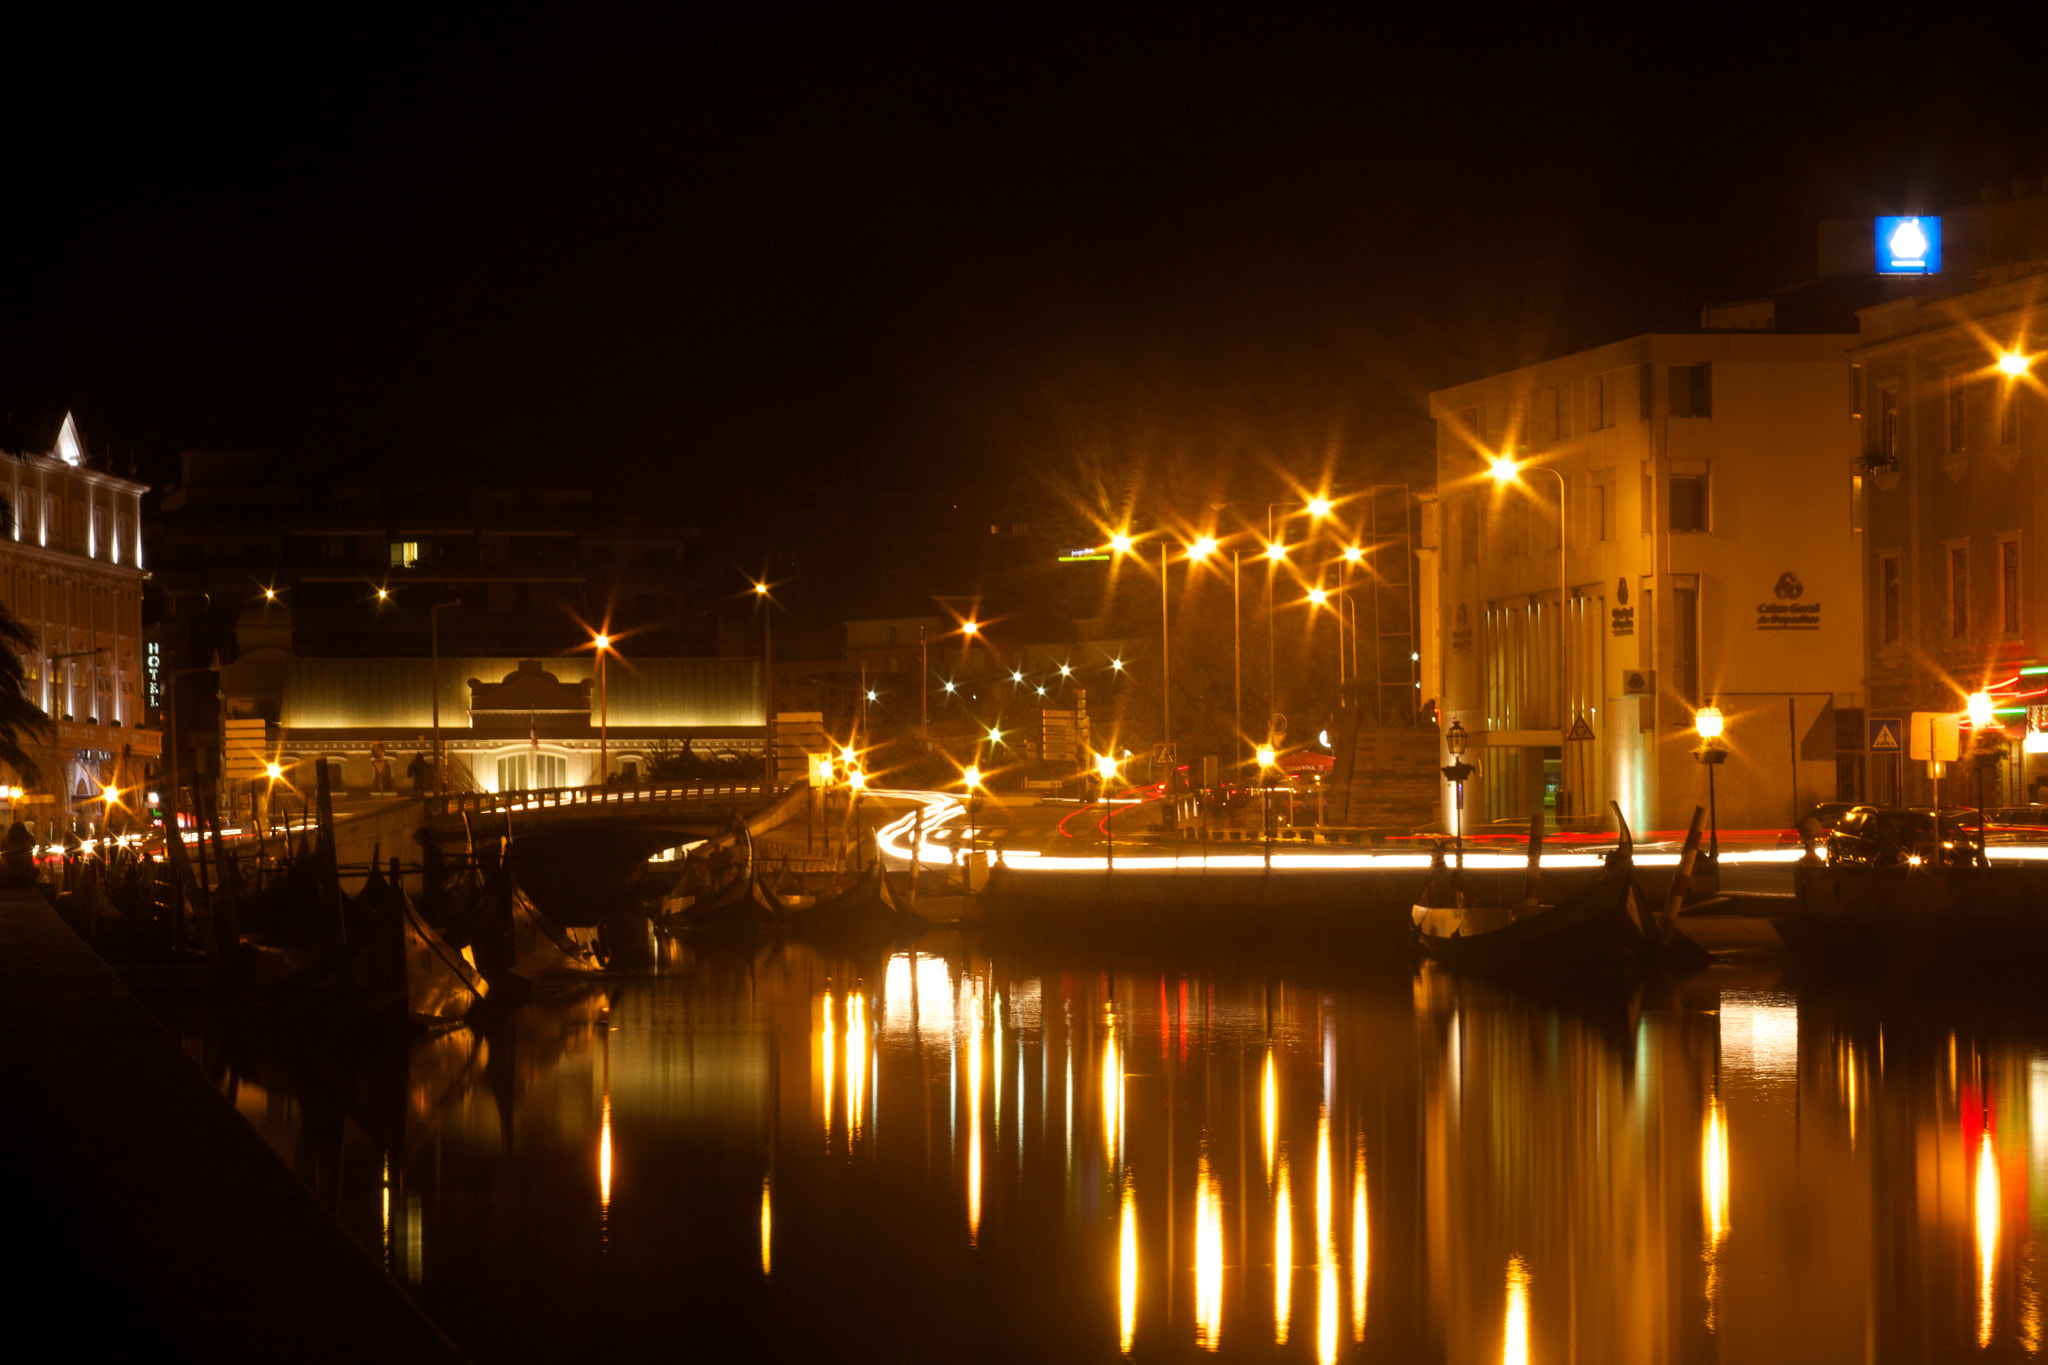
[6,11,2042,632]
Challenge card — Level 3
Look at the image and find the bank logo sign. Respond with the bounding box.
[1876,216,1941,275]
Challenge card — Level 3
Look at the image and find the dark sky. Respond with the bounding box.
[5,11,2043,624]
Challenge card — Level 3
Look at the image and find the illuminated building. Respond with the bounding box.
[1427,328,1865,834]
[1850,186,2048,803]
[0,412,159,819]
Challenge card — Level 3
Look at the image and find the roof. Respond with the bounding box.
[281,655,761,729]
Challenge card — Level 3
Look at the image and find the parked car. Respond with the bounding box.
[1778,801,1857,847]
[1824,806,1985,867]
[1983,807,2048,840]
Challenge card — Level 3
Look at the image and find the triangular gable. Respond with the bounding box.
[53,412,82,467]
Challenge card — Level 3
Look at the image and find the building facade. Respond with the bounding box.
[1428,334,1865,836]
[0,413,159,819]
[1855,265,2048,805]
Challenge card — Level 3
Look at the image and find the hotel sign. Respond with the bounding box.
[1875,216,1941,275]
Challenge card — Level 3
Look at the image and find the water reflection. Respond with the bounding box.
[1194,1151,1223,1350]
[178,938,2048,1362]
[1119,1176,1138,1354]
[1503,1255,1530,1365]
[1352,1139,1368,1342]
[1702,1091,1728,1330]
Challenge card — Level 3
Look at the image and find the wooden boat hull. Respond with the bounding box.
[1412,859,1652,980]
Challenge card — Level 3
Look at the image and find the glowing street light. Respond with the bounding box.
[1257,743,1277,770]
[1967,692,1995,728]
[1306,497,1334,519]
[1188,536,1218,561]
[263,586,277,601]
[593,631,614,787]
[1307,587,1329,608]
[1265,541,1287,563]
[2000,352,2031,377]
[1011,671,1024,683]
[961,620,979,637]
[1059,664,1072,678]
[1695,706,1729,866]
[1342,545,1364,564]
[265,761,285,782]
[1110,658,1125,672]
[1108,531,1135,556]
[962,765,982,790]
[987,726,1002,744]
[375,587,390,602]
[943,680,957,694]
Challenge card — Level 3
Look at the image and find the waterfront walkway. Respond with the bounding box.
[0,888,463,1361]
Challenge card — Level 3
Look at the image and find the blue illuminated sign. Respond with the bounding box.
[1875,216,1941,275]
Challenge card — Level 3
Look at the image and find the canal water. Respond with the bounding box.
[175,938,2048,1362]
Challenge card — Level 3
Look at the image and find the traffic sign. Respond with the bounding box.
[1564,715,1595,742]
[1868,717,1902,753]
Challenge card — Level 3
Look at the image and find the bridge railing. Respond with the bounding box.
[429,781,768,821]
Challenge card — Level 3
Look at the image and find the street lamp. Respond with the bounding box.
[1440,720,1475,868]
[1694,705,1727,866]
[1095,751,1120,870]
[753,580,773,723]
[1490,454,1574,821]
[1256,742,1278,865]
[2000,352,2032,377]
[593,631,613,788]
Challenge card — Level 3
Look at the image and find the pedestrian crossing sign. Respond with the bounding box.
[1868,717,1902,752]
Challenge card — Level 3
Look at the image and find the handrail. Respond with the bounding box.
[427,780,770,820]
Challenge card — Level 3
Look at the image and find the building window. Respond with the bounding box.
[390,541,420,568]
[1641,467,1654,537]
[1669,469,1709,533]
[1850,363,1864,418]
[2003,383,2021,445]
[1669,363,1712,419]
[1949,376,1967,453]
[1592,479,1610,543]
[1880,551,1901,645]
[1673,582,1700,706]
[2002,536,2022,636]
[1880,386,1900,466]
[1950,545,1969,639]
[1459,496,1479,565]
[1589,373,1612,431]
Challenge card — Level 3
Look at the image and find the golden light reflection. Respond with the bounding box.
[1504,1256,1531,1365]
[2022,1249,2039,1355]
[1196,1154,1224,1351]
[968,998,984,1244]
[381,1153,391,1269]
[1979,1129,2001,1348]
[822,992,837,1143]
[1275,1155,1293,1344]
[1263,1051,1278,1181]
[1102,1009,1123,1163]
[846,992,867,1140]
[1703,1092,1729,1331]
[599,1093,613,1212]
[760,1177,772,1277]
[1316,1112,1337,1365]
[1120,1178,1139,1354]
[1352,1140,1368,1342]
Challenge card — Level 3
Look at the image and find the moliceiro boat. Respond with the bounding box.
[1411,803,1709,979]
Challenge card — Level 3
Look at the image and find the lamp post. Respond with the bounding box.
[593,632,611,788]
[1968,691,1998,855]
[1693,705,1727,867]
[1489,455,1572,822]
[1095,752,1119,870]
[429,600,461,797]
[1440,720,1475,869]
[1256,742,1277,868]
[961,764,982,888]
[753,579,773,725]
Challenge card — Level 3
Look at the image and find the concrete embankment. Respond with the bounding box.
[0,888,463,1361]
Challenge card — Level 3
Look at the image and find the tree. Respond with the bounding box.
[0,492,52,784]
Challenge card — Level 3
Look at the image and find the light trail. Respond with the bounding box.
[869,788,2048,873]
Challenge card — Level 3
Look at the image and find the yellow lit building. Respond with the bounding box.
[0,412,159,819]
[1428,333,1865,835]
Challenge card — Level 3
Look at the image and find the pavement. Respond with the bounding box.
[0,887,464,1361]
